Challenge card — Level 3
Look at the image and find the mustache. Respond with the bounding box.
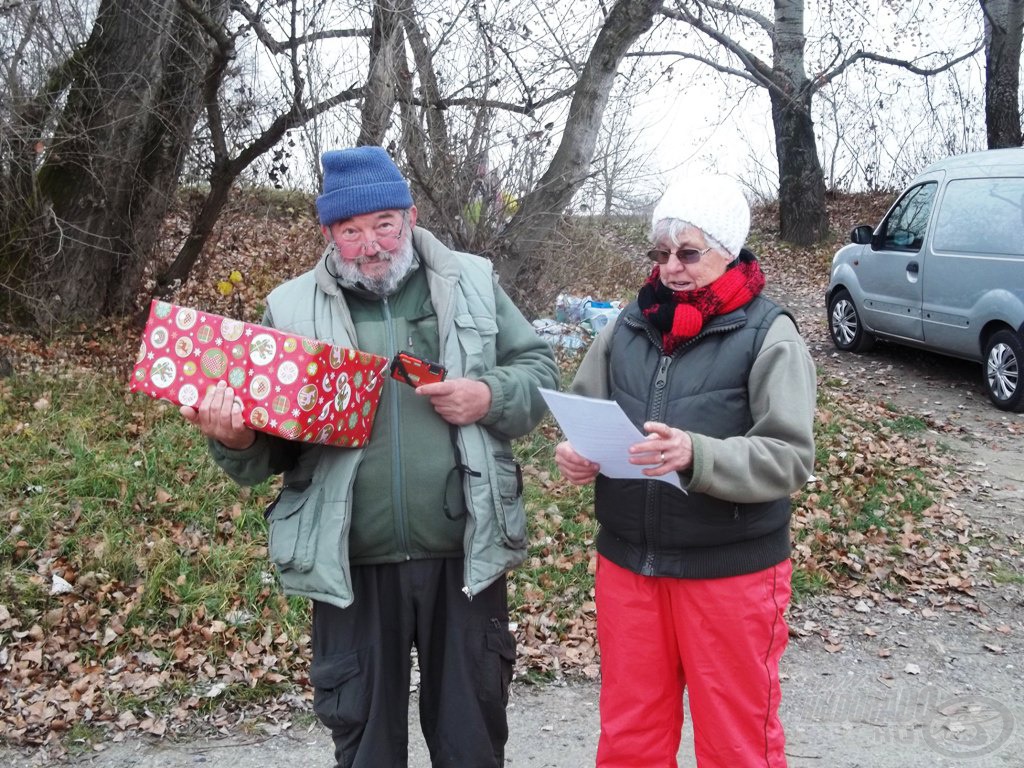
[346,248,397,266]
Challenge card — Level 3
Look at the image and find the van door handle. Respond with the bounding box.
[907,262,919,275]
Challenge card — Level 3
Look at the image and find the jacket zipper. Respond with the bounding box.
[381,297,411,558]
[624,313,746,576]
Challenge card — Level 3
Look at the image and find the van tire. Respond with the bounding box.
[828,289,875,353]
[984,330,1024,412]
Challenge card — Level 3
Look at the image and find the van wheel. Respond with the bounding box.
[828,289,875,352]
[984,330,1024,412]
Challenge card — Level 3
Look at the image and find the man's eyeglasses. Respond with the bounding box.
[333,213,407,251]
[646,246,713,265]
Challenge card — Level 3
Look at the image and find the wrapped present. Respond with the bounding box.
[130,300,388,447]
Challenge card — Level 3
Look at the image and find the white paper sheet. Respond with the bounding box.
[540,388,683,490]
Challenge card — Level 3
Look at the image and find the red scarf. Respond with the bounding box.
[637,258,766,355]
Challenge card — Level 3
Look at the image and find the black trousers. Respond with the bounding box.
[309,558,515,768]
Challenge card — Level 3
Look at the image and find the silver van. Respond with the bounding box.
[826,148,1024,412]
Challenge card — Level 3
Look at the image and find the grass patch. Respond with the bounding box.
[990,566,1024,585]
[790,388,956,597]
[1,368,307,744]
[881,414,929,434]
[512,425,597,629]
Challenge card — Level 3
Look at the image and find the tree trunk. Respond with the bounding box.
[770,88,828,245]
[771,0,828,245]
[29,0,227,330]
[0,51,83,323]
[358,0,403,147]
[499,0,664,292]
[982,0,1024,148]
[158,162,234,293]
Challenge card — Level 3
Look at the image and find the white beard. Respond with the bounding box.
[332,237,415,296]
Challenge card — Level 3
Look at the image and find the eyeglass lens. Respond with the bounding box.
[338,215,406,247]
[646,247,706,265]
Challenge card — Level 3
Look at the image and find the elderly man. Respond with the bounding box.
[181,146,559,768]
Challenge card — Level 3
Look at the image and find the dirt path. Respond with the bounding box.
[776,277,1024,766]
[4,266,1024,768]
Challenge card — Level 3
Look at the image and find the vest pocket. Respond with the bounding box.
[454,312,497,375]
[265,484,323,573]
[493,452,527,548]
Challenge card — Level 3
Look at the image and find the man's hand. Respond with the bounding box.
[180,380,256,450]
[416,378,491,425]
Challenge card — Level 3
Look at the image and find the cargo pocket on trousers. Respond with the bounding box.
[309,650,370,730]
[476,626,516,705]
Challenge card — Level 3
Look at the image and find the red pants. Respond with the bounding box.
[595,555,792,768]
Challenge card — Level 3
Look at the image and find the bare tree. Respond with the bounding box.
[499,0,666,289]
[329,0,659,276]
[980,0,1024,147]
[4,0,666,328]
[2,0,228,330]
[658,0,981,245]
[1,1,91,321]
[156,0,368,292]
[44,0,229,328]
[579,100,658,217]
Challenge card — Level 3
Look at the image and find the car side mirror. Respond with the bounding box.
[850,225,873,245]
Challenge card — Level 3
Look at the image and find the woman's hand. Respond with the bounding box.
[630,421,693,476]
[180,380,256,450]
[554,440,600,486]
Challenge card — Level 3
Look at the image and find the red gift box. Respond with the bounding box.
[129,300,388,447]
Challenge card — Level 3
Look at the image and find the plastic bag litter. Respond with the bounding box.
[555,294,592,324]
[537,295,624,350]
[533,318,586,350]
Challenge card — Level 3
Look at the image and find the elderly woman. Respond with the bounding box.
[555,175,816,767]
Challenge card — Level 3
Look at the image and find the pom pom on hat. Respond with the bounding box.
[316,146,414,225]
[651,174,750,258]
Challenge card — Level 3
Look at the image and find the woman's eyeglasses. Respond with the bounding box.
[646,246,713,265]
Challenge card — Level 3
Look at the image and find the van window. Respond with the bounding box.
[932,177,1024,256]
[879,182,936,251]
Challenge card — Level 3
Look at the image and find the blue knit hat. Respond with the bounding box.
[316,146,414,225]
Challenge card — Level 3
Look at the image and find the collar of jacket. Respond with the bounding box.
[622,300,751,355]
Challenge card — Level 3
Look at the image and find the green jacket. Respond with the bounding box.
[209,227,559,608]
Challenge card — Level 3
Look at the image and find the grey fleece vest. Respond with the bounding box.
[595,295,793,579]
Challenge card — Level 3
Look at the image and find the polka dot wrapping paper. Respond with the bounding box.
[129,300,389,447]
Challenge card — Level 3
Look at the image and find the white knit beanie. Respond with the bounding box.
[651,175,750,258]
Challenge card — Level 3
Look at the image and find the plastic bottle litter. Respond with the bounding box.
[581,300,623,334]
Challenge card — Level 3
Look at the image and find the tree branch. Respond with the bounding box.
[813,42,985,92]
[230,0,370,54]
[626,49,759,86]
[697,0,773,34]
[659,3,775,88]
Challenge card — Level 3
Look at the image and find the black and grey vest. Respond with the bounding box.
[595,294,794,579]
